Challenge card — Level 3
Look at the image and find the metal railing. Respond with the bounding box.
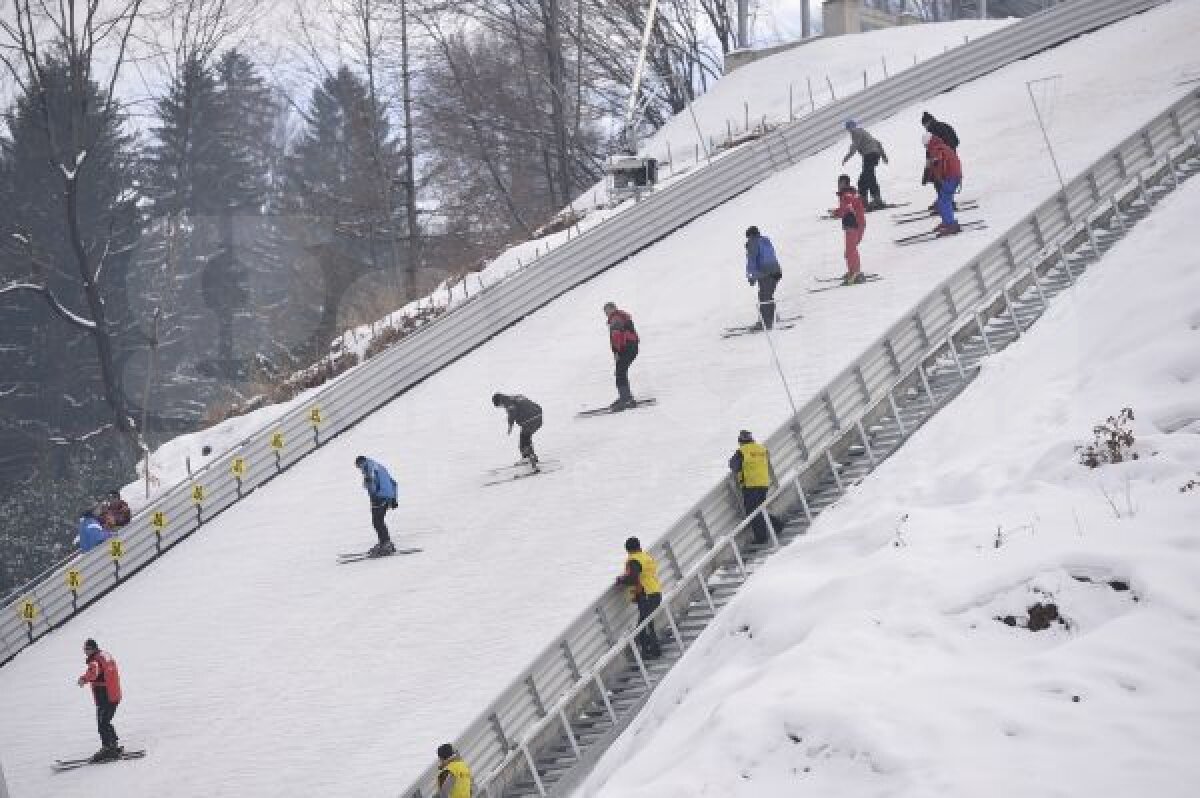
[0,0,1169,667]
[394,88,1200,798]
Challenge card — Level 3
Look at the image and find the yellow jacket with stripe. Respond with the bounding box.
[730,442,771,488]
[437,757,472,798]
[618,550,662,600]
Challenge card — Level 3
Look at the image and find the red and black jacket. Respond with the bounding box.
[606,309,639,354]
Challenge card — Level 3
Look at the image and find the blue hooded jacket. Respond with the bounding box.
[78,513,109,552]
[745,235,781,280]
[359,458,398,502]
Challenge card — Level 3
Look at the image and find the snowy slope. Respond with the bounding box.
[3,4,1200,797]
[578,147,1200,798]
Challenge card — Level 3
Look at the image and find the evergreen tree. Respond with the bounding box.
[284,66,404,349]
[145,57,223,217]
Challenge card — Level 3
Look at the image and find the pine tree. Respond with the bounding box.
[284,66,403,349]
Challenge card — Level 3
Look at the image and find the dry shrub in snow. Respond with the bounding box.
[1077,407,1137,468]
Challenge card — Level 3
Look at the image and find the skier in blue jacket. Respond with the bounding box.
[354,455,398,556]
[77,510,110,553]
[744,226,783,329]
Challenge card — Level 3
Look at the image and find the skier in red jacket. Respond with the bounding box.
[924,131,963,235]
[77,638,123,761]
[604,302,640,411]
[830,174,868,284]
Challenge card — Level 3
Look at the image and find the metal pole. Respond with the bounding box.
[737,0,749,48]
[1026,76,1067,193]
[757,304,802,422]
[0,755,10,798]
[980,0,988,20]
[801,0,811,38]
[624,0,661,149]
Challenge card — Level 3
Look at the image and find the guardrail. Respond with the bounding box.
[394,88,1200,798]
[0,0,1170,667]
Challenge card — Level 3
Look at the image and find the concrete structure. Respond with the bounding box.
[824,0,921,36]
[725,37,823,74]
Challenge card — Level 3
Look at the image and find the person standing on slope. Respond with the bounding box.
[830,174,868,285]
[615,536,663,659]
[744,226,784,330]
[924,131,963,236]
[491,393,543,469]
[98,490,132,530]
[77,508,110,553]
[842,120,889,210]
[436,743,473,798]
[77,638,122,762]
[604,302,640,411]
[354,455,398,557]
[729,430,774,545]
[920,111,959,210]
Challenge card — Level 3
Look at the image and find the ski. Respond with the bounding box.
[723,312,802,330]
[337,547,423,564]
[892,201,979,223]
[813,272,881,283]
[576,398,657,418]
[721,322,797,338]
[487,458,560,474]
[894,219,988,246]
[892,199,974,220]
[53,749,146,771]
[808,275,884,293]
[482,463,562,487]
[819,201,909,221]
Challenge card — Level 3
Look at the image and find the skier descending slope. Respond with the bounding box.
[604,302,640,411]
[354,455,398,557]
[491,393,543,470]
[830,174,869,285]
[842,119,890,210]
[924,130,963,236]
[744,226,784,329]
[76,639,122,762]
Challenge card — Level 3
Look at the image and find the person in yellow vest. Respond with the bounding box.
[729,429,773,544]
[436,743,472,798]
[615,536,663,659]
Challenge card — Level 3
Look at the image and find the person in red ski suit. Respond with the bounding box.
[77,638,123,761]
[924,132,962,234]
[604,302,640,411]
[830,174,868,284]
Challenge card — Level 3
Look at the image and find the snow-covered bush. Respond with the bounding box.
[1077,407,1137,468]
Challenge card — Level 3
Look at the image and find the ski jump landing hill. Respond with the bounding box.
[1,1,1196,796]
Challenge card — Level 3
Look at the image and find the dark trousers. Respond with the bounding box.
[635,593,662,658]
[615,343,638,401]
[370,502,391,545]
[858,153,882,205]
[742,486,770,543]
[756,273,781,328]
[518,418,542,458]
[95,695,119,748]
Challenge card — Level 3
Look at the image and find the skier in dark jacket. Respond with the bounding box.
[842,119,889,209]
[920,111,959,208]
[604,303,640,411]
[492,393,543,469]
[354,455,398,556]
[744,226,783,329]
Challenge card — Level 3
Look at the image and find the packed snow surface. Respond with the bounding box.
[3,4,1200,796]
[579,149,1200,798]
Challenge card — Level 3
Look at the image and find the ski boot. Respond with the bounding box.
[934,221,962,237]
[90,745,122,763]
[368,541,396,558]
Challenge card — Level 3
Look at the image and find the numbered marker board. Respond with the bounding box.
[270,431,285,450]
[191,484,206,504]
[231,457,247,478]
[309,406,323,426]
[151,510,168,533]
[66,570,83,591]
[18,599,38,622]
[109,539,126,560]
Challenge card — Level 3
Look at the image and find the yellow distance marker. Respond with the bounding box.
[270,431,285,450]
[151,510,168,532]
[231,457,247,478]
[109,539,126,560]
[191,484,206,504]
[66,570,83,591]
[18,599,38,622]
[309,406,323,426]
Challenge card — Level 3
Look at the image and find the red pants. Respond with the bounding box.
[844,227,864,274]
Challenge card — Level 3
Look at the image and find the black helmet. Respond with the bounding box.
[738,430,754,443]
[624,536,641,552]
[437,743,455,760]
[354,455,366,467]
[745,225,760,237]
[491,393,506,407]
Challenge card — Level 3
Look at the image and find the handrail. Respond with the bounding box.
[397,86,1200,798]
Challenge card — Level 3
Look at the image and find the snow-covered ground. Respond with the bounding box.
[3,3,1199,796]
[579,151,1200,798]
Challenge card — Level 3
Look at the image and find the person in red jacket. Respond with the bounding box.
[830,174,868,285]
[603,302,640,411]
[924,131,963,235]
[77,638,123,761]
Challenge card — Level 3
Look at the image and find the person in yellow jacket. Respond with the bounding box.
[436,743,472,798]
[615,536,663,659]
[729,429,773,544]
